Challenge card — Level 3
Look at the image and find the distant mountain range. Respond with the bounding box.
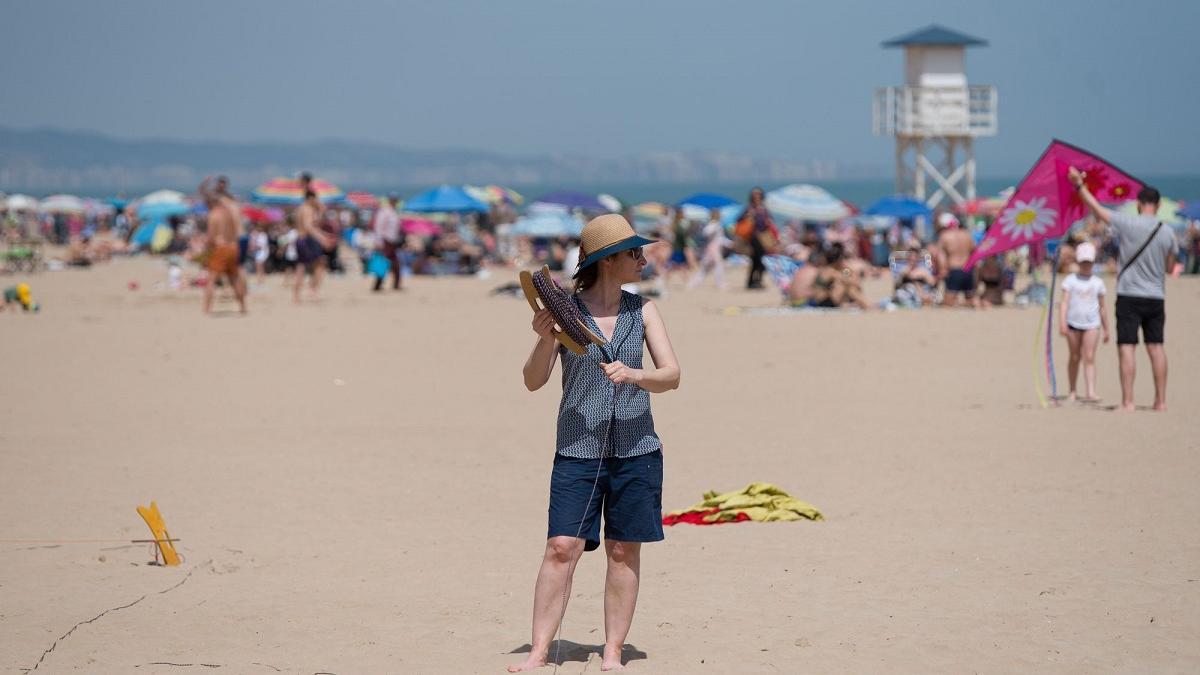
[0,126,872,194]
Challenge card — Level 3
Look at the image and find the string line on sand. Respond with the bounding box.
[1032,291,1050,409]
[28,559,211,672]
[553,379,615,674]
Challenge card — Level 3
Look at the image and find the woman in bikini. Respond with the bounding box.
[512,214,681,672]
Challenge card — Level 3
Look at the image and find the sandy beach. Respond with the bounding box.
[1,257,1197,674]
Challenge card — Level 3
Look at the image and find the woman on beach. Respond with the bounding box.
[735,187,777,289]
[512,214,681,673]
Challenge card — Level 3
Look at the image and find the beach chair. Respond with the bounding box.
[887,250,936,308]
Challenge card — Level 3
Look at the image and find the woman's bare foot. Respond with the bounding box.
[1153,402,1167,411]
[507,655,546,672]
[1115,403,1136,412]
[601,646,624,671]
[1067,392,1077,402]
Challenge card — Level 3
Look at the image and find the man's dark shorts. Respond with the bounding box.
[296,236,322,271]
[945,268,975,294]
[548,450,663,552]
[1115,295,1165,345]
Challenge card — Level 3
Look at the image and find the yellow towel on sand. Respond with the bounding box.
[667,482,823,523]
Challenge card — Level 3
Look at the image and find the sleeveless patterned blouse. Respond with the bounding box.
[554,290,661,459]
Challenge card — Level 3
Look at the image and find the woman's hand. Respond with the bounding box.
[599,360,643,385]
[1059,323,1069,337]
[532,308,556,340]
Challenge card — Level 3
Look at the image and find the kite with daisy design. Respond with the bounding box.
[966,140,1143,270]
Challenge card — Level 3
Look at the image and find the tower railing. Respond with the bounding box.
[873,85,997,137]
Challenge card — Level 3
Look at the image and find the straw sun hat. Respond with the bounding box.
[573,214,656,277]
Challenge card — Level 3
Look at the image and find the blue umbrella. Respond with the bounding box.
[864,195,932,221]
[404,185,489,213]
[676,192,738,210]
[530,191,607,212]
[137,201,191,222]
[508,213,585,238]
[1179,201,1200,221]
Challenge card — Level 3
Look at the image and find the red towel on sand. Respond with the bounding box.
[662,508,751,526]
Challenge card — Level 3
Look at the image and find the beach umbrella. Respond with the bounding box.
[597,193,622,212]
[465,184,524,205]
[1117,196,1181,225]
[864,195,932,221]
[765,184,849,221]
[508,212,585,238]
[138,201,191,222]
[252,177,345,205]
[529,190,609,213]
[400,217,441,236]
[403,185,489,213]
[345,191,381,210]
[3,194,38,211]
[39,194,86,214]
[1178,201,1200,221]
[138,189,187,205]
[242,205,283,224]
[676,192,738,210]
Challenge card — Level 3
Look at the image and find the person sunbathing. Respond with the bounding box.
[893,248,937,306]
[812,244,869,309]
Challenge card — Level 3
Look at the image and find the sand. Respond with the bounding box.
[1,256,1197,674]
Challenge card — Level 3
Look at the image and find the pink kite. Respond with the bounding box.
[966,140,1143,269]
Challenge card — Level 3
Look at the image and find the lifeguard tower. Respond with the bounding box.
[872,24,997,208]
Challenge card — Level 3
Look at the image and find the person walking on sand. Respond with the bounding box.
[371,193,403,292]
[1069,167,1175,411]
[511,214,681,673]
[293,190,334,303]
[934,213,978,308]
[688,208,729,290]
[1059,242,1109,401]
[735,187,777,290]
[199,177,246,314]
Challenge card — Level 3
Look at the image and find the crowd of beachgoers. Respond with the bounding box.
[2,175,1198,313]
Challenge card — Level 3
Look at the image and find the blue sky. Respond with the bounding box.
[2,0,1196,175]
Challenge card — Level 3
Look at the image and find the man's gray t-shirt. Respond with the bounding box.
[1110,212,1175,299]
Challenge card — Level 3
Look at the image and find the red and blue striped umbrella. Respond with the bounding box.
[251,177,345,205]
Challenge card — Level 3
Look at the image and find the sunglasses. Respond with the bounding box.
[626,248,646,261]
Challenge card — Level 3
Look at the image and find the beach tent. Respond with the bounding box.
[3,194,38,211]
[39,194,86,214]
[404,185,489,213]
[864,195,932,221]
[529,191,609,213]
[252,177,345,205]
[508,212,585,238]
[764,184,849,221]
[676,192,738,210]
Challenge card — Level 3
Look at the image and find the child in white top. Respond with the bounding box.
[1059,242,1110,401]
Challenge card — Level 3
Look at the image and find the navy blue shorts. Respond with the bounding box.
[945,268,976,293]
[548,450,664,552]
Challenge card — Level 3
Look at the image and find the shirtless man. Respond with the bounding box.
[199,177,247,314]
[293,190,334,303]
[934,213,978,308]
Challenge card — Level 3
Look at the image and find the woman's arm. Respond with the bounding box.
[523,309,559,391]
[1098,292,1110,342]
[599,300,680,393]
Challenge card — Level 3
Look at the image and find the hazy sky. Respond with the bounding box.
[2,0,1197,175]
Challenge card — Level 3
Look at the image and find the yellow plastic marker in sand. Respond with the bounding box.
[136,501,180,566]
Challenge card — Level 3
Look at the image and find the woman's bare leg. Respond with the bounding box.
[509,537,585,673]
[602,540,641,671]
